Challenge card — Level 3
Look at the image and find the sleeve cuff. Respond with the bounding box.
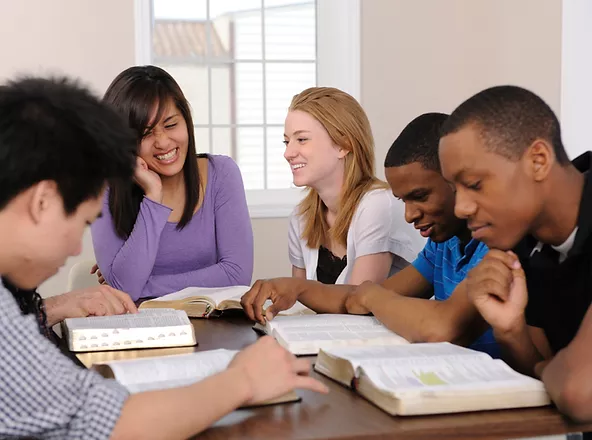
[289,254,305,269]
[74,374,129,440]
[142,196,173,213]
[412,256,435,285]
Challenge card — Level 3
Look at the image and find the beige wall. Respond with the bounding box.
[0,0,135,94]
[251,217,291,280]
[0,0,564,296]
[0,0,137,297]
[361,0,563,179]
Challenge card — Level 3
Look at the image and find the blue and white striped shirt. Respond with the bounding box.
[0,279,128,439]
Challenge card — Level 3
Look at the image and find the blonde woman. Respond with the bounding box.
[284,87,423,285]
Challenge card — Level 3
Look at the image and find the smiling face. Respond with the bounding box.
[439,124,542,250]
[138,99,189,178]
[283,110,348,189]
[385,162,464,243]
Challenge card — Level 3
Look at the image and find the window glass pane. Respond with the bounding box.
[237,127,264,189]
[235,62,264,124]
[153,0,206,20]
[194,127,211,154]
[209,0,262,18]
[264,0,312,7]
[211,66,232,125]
[153,1,209,61]
[233,10,263,60]
[264,1,316,60]
[160,65,210,125]
[266,126,293,189]
[265,62,316,124]
[211,0,263,60]
[212,127,233,156]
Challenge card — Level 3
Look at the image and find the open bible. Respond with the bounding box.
[138,285,313,318]
[93,348,299,405]
[314,343,550,416]
[253,314,409,355]
[62,309,196,352]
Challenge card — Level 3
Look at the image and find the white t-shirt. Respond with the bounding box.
[552,226,578,263]
[288,188,426,284]
[530,227,578,263]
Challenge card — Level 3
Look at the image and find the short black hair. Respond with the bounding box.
[384,112,449,171]
[441,85,570,165]
[0,77,136,214]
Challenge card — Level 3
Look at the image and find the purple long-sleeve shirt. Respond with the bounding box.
[91,155,254,301]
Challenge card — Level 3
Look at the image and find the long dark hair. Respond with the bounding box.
[103,65,203,238]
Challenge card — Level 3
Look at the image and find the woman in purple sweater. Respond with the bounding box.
[91,66,254,301]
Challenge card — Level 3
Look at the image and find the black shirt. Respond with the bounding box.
[316,245,347,284]
[514,152,592,353]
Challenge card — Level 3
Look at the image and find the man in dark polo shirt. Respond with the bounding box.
[438,85,592,423]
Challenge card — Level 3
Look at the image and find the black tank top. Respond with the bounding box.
[316,245,347,284]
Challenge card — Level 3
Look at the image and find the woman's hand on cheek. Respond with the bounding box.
[134,156,163,203]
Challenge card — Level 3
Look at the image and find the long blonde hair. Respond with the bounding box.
[291,87,387,248]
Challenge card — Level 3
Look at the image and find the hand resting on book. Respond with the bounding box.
[111,335,329,438]
[241,278,303,324]
[45,285,137,326]
[229,335,329,405]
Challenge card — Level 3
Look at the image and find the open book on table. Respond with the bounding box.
[93,348,299,406]
[314,343,551,416]
[138,285,314,318]
[62,309,196,352]
[253,314,409,355]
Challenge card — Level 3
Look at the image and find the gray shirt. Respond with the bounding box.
[0,279,128,439]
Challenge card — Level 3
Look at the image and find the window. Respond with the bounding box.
[135,0,359,217]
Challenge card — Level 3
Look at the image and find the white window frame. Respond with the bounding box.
[134,0,360,218]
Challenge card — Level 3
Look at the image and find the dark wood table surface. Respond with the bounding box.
[74,314,592,440]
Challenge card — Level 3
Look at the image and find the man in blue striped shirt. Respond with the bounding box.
[243,113,499,357]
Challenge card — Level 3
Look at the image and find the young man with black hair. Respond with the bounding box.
[241,113,498,357]
[0,76,326,440]
[439,84,592,421]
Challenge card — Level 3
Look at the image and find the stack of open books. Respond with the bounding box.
[63,286,551,416]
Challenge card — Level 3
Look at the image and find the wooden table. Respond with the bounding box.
[75,314,592,440]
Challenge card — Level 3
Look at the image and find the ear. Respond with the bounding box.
[524,140,553,182]
[28,180,60,224]
[335,143,350,160]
